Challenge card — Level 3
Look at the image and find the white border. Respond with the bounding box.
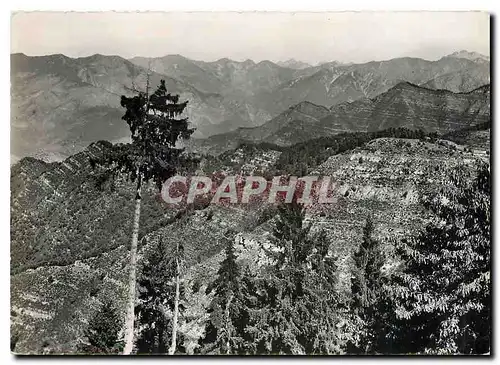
[3,0,500,11]
[2,1,497,364]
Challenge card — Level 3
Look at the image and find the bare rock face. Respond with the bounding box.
[445,50,490,63]
[421,68,490,93]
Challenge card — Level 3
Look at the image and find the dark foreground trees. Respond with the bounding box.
[89,162,489,355]
[115,160,489,355]
[202,230,250,354]
[135,237,185,354]
[390,164,491,354]
[349,217,388,354]
[86,133,488,356]
[79,299,122,354]
[134,238,171,354]
[246,202,341,354]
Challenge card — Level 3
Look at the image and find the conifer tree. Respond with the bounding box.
[135,238,172,354]
[203,231,247,354]
[262,202,312,354]
[349,217,387,354]
[391,164,490,354]
[178,279,213,355]
[249,202,339,354]
[306,229,340,354]
[90,78,193,354]
[135,237,186,355]
[80,299,122,354]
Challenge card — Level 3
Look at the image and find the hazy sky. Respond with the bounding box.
[11,11,490,64]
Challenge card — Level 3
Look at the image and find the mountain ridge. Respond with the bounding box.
[11,50,490,161]
[190,81,490,154]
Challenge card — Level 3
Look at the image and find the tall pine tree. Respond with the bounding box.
[90,78,193,354]
[249,202,340,354]
[79,299,122,354]
[304,229,340,354]
[203,230,249,354]
[135,238,172,354]
[349,217,387,354]
[135,236,186,354]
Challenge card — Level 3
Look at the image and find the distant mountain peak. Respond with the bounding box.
[82,53,110,60]
[243,59,255,65]
[277,58,311,69]
[215,57,233,63]
[446,50,490,62]
[256,60,276,66]
[160,54,190,61]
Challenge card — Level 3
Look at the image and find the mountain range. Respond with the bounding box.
[190,82,490,155]
[11,53,262,162]
[11,51,489,161]
[276,59,313,69]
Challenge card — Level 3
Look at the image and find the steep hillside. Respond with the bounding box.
[307,136,489,271]
[10,131,489,353]
[191,83,490,154]
[12,51,490,161]
[129,54,226,94]
[320,83,490,135]
[420,53,489,92]
[446,50,490,62]
[129,55,297,97]
[188,101,330,155]
[203,59,296,96]
[421,68,489,93]
[10,141,254,353]
[276,59,312,69]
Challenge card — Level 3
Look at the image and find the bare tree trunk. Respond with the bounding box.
[168,255,180,355]
[123,176,142,355]
[225,294,234,355]
[123,70,150,355]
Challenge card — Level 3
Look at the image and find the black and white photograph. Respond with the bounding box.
[9,11,491,355]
